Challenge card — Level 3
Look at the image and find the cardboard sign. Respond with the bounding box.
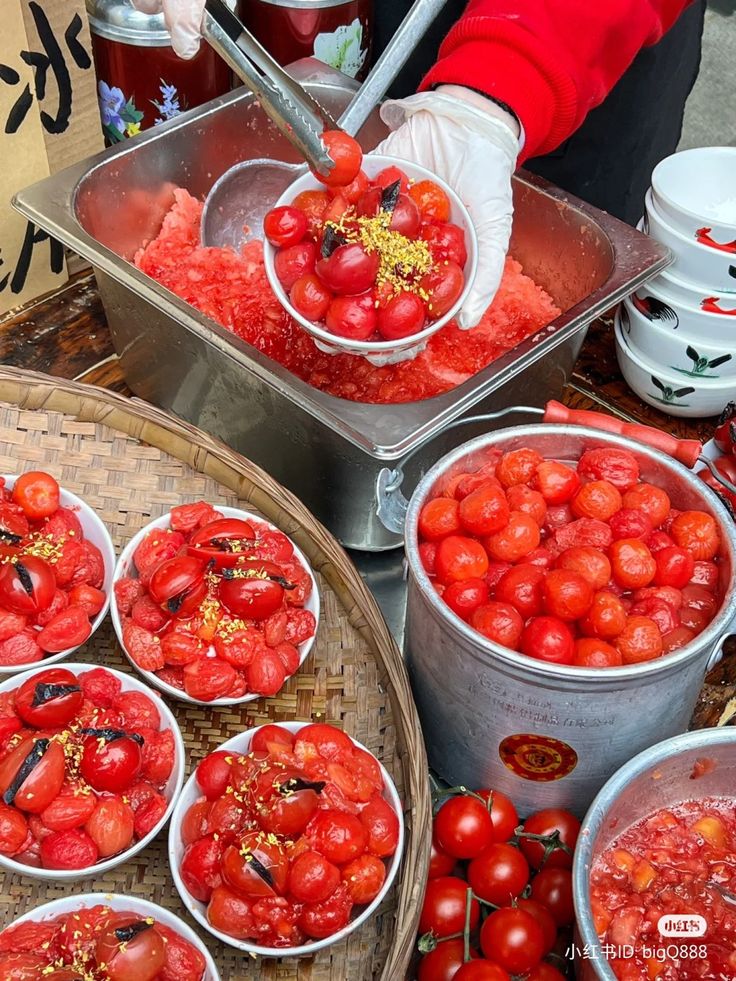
[0,0,103,315]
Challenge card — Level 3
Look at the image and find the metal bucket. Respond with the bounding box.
[572,727,736,980]
[404,424,736,816]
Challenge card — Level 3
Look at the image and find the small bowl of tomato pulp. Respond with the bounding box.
[111,505,320,707]
[262,153,478,366]
[0,662,185,881]
[0,473,115,676]
[0,892,220,979]
[169,720,405,958]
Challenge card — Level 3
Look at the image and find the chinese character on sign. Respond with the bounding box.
[0,223,64,297]
[1,3,91,136]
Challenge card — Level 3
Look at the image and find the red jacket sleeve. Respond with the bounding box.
[421,0,695,160]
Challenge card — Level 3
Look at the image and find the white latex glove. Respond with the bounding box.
[375,88,520,329]
[131,0,205,59]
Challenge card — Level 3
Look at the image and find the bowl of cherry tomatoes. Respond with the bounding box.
[262,135,477,366]
[169,720,404,957]
[0,892,220,979]
[0,663,185,880]
[0,471,115,675]
[111,502,319,706]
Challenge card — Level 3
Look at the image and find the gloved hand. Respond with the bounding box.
[131,0,205,59]
[375,87,521,329]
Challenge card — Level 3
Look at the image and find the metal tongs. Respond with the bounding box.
[201,0,448,250]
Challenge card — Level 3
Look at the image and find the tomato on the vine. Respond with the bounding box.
[530,867,575,926]
[417,938,474,981]
[479,906,545,975]
[434,795,494,860]
[467,842,530,906]
[519,808,580,870]
[419,876,479,938]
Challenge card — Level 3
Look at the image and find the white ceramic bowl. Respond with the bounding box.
[0,476,115,676]
[614,309,736,418]
[2,893,220,980]
[0,662,185,880]
[629,267,736,344]
[644,191,736,293]
[636,221,736,308]
[263,154,478,367]
[112,506,320,706]
[169,720,405,958]
[651,147,736,240]
[620,296,736,380]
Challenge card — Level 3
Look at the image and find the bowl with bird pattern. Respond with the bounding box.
[614,309,736,419]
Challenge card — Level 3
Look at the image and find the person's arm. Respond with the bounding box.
[421,0,695,161]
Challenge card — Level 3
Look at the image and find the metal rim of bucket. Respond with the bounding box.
[572,726,736,980]
[404,422,736,684]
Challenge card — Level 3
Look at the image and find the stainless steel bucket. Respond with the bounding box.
[572,727,736,980]
[404,424,736,816]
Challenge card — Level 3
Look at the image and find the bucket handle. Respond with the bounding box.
[375,400,705,534]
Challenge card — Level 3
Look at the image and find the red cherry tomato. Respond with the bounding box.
[14,668,83,728]
[0,736,65,813]
[222,831,288,897]
[476,789,519,843]
[479,906,545,975]
[434,795,494,860]
[470,602,524,648]
[377,290,426,340]
[288,849,341,903]
[315,243,379,296]
[308,808,367,864]
[418,498,461,541]
[274,240,317,291]
[187,517,256,568]
[148,555,206,617]
[419,261,465,319]
[417,939,477,981]
[419,876,479,938]
[0,556,56,614]
[79,729,143,793]
[95,917,166,981]
[196,750,233,800]
[37,606,92,653]
[467,842,530,905]
[516,898,557,955]
[409,180,451,222]
[519,808,580,870]
[218,572,284,622]
[420,222,468,266]
[290,273,332,322]
[325,292,378,340]
[530,867,575,926]
[520,617,575,665]
[429,834,456,878]
[314,131,362,187]
[389,194,422,237]
[292,189,330,238]
[11,471,60,520]
[454,962,511,981]
[263,205,307,248]
[443,578,490,621]
[435,536,489,584]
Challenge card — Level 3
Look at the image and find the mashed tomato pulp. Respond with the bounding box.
[590,799,736,980]
[135,189,561,404]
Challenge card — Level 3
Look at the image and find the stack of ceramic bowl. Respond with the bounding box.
[615,147,736,418]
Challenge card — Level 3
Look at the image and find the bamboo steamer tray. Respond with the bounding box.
[0,365,430,981]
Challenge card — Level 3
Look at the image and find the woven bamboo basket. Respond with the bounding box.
[0,365,430,980]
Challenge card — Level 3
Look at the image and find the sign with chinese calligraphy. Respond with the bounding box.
[0,0,103,315]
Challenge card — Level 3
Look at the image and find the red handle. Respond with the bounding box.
[543,401,703,469]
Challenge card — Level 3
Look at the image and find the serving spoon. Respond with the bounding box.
[200,0,447,252]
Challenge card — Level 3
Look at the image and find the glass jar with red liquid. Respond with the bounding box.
[87,0,237,145]
[240,0,373,81]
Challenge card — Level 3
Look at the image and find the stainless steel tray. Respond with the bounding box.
[14,60,670,550]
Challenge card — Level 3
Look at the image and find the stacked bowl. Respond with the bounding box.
[615,147,736,417]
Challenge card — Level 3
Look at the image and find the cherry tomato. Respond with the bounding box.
[264,205,307,248]
[187,517,256,567]
[714,402,736,452]
[292,189,329,238]
[475,789,518,843]
[470,602,523,648]
[342,852,386,904]
[467,842,530,905]
[377,290,426,340]
[571,480,622,521]
[251,724,294,756]
[218,573,284,622]
[420,222,468,266]
[525,965,567,981]
[258,780,320,837]
[532,462,580,505]
[298,880,353,939]
[409,180,451,222]
[419,876,479,937]
[574,637,622,667]
[530,867,574,926]
[434,794,494,859]
[96,917,166,981]
[419,498,461,541]
[610,539,657,590]
[420,261,465,319]
[316,243,379,296]
[290,273,332,322]
[485,512,540,563]
[148,555,206,617]
[520,808,580,869]
[308,808,366,864]
[15,668,83,729]
[614,615,663,664]
[288,849,341,903]
[0,556,56,614]
[444,578,490,621]
[578,447,640,491]
[389,194,422,237]
[37,605,92,654]
[435,536,489,584]
[196,750,233,800]
[0,736,65,813]
[458,482,509,537]
[454,962,510,981]
[0,803,28,854]
[180,834,223,902]
[314,131,362,187]
[11,472,60,520]
[39,828,98,870]
[207,885,254,939]
[670,510,720,560]
[85,795,134,857]
[555,546,611,591]
[580,590,627,639]
[480,906,545,975]
[622,482,671,527]
[374,165,410,192]
[520,617,575,665]
[222,831,289,897]
[543,569,593,621]
[274,240,317,291]
[80,729,143,793]
[516,898,557,955]
[360,796,400,856]
[325,292,378,340]
[417,939,476,981]
[609,507,653,541]
[429,834,456,878]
